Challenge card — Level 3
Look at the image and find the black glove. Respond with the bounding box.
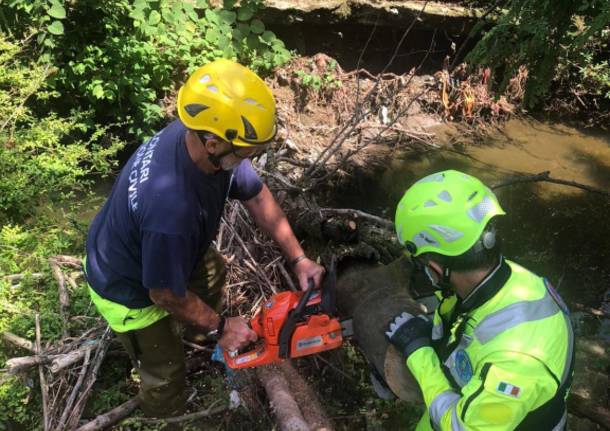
[385,312,432,357]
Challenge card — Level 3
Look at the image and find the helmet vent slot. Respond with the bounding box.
[244,98,257,105]
[207,85,219,93]
[467,196,495,223]
[467,191,478,201]
[184,103,209,117]
[437,190,452,202]
[241,116,258,140]
[424,200,437,207]
[416,172,445,184]
[199,74,211,84]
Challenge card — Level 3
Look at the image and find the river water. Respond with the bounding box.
[334,118,610,341]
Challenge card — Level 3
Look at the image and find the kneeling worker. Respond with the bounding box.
[386,170,574,430]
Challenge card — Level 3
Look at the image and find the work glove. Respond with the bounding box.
[385,312,432,358]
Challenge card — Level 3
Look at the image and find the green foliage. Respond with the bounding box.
[467,0,610,107]
[1,0,292,139]
[0,377,32,428]
[296,59,342,92]
[0,36,124,223]
[0,35,120,429]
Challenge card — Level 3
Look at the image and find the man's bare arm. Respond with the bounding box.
[149,288,257,351]
[149,288,220,332]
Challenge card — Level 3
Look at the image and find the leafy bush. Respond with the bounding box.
[467,0,610,108]
[0,35,121,428]
[1,0,292,138]
[0,36,123,223]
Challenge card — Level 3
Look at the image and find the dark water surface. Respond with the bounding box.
[334,118,610,341]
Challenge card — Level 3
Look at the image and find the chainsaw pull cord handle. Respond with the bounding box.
[278,278,315,359]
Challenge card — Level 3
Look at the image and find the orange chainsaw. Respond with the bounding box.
[224,260,348,369]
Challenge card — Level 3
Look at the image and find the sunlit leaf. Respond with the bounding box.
[47,20,64,35]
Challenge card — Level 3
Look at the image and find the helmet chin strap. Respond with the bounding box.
[207,148,234,169]
[439,266,453,298]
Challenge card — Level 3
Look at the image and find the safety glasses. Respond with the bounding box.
[197,131,268,160]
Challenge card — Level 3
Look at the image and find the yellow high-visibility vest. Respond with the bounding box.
[409,258,574,431]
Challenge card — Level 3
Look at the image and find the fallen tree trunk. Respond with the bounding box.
[257,365,311,431]
[336,255,425,401]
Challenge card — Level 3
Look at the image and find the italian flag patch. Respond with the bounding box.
[497,382,521,398]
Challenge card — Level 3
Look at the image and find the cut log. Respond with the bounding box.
[257,365,310,431]
[336,255,425,402]
[280,361,334,431]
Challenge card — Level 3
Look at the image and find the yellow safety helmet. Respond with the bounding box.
[177,59,277,147]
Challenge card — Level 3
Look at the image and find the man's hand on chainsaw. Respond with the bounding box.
[294,257,325,291]
[218,317,258,352]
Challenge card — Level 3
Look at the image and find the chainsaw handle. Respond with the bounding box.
[294,278,315,315]
[278,278,315,359]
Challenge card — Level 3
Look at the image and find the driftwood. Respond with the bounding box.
[63,326,112,430]
[2,272,45,283]
[74,397,140,431]
[5,354,59,374]
[49,344,97,373]
[319,208,392,230]
[280,361,335,431]
[132,400,227,425]
[36,314,50,431]
[1,331,35,352]
[492,170,610,197]
[56,349,91,431]
[49,258,70,337]
[257,365,311,431]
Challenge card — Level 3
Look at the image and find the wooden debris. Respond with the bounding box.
[257,365,311,431]
[75,397,140,431]
[1,331,35,352]
[36,314,50,431]
[280,361,335,431]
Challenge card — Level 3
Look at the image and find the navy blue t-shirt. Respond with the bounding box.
[86,120,263,308]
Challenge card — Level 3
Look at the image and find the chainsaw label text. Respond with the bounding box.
[296,336,323,350]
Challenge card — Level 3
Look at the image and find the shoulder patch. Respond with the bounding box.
[496,382,521,398]
[454,349,473,386]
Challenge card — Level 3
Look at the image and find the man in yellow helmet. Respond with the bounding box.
[387,170,574,430]
[85,59,324,416]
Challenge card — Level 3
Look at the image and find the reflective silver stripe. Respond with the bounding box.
[560,311,574,386]
[474,291,560,344]
[429,390,460,430]
[451,406,466,431]
[551,409,567,431]
[432,322,443,340]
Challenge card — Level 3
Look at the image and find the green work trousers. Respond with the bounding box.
[114,247,226,417]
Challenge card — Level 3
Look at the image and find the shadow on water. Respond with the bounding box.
[329,119,610,322]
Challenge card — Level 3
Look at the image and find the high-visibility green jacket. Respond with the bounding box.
[408,258,574,431]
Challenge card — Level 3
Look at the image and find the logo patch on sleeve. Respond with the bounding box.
[497,382,521,398]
